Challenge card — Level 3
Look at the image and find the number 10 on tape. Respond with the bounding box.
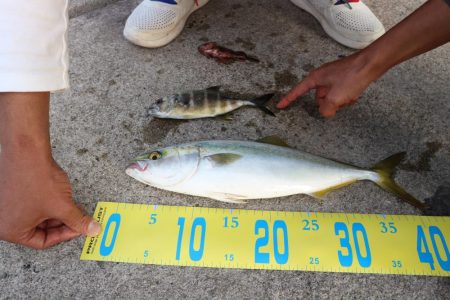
[80,202,450,276]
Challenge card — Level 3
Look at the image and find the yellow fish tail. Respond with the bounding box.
[372,152,428,210]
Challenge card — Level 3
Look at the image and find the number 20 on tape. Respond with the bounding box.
[81,202,450,276]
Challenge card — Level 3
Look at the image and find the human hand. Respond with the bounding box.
[0,151,101,249]
[277,53,381,117]
[0,92,102,249]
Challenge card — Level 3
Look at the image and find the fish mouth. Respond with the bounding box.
[127,161,148,172]
[146,107,158,117]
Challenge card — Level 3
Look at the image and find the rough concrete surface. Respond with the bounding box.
[69,0,120,18]
[1,0,450,298]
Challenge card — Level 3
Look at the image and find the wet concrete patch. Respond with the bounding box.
[245,120,263,136]
[234,37,256,51]
[400,141,442,172]
[77,148,89,155]
[424,183,450,216]
[142,118,186,144]
[224,11,235,18]
[187,18,210,31]
[301,94,322,119]
[274,70,299,91]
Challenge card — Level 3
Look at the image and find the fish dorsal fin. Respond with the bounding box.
[205,153,242,166]
[310,180,357,199]
[256,136,291,148]
[206,86,221,92]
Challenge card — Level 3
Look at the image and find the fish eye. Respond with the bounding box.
[156,99,163,105]
[149,151,162,160]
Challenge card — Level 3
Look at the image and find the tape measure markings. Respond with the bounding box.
[81,202,450,276]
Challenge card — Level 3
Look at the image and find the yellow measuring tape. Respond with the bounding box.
[81,202,450,276]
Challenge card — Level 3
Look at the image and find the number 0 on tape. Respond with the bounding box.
[81,202,450,276]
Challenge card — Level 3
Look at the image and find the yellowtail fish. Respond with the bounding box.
[147,86,275,119]
[126,136,427,209]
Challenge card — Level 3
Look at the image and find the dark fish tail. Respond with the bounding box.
[249,93,275,116]
[372,152,429,210]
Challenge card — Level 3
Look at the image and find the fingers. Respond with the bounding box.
[318,102,338,118]
[46,219,64,228]
[19,204,101,249]
[37,219,63,229]
[57,203,101,237]
[23,226,80,250]
[277,76,316,109]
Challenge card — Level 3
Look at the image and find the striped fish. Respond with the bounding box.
[147,86,274,119]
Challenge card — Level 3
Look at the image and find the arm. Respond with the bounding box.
[0,93,100,249]
[277,0,450,117]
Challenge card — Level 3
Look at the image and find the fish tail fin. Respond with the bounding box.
[250,93,275,116]
[372,152,429,210]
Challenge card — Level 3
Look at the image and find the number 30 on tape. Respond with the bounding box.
[81,202,450,276]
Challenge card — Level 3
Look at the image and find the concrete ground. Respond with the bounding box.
[1,0,449,298]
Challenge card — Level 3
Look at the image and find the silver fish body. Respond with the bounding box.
[147,86,274,119]
[125,138,426,209]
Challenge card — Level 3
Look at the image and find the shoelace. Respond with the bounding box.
[343,0,351,9]
[335,0,359,9]
[151,0,199,6]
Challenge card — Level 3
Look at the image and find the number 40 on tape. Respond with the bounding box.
[81,202,450,276]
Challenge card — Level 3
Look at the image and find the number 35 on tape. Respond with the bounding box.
[80,202,450,276]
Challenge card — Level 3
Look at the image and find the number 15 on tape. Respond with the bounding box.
[81,202,450,276]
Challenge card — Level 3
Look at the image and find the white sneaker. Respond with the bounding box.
[124,0,210,48]
[291,0,385,49]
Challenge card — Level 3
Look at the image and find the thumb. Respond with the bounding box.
[59,203,101,237]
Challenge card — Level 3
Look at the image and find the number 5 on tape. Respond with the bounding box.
[81,202,450,276]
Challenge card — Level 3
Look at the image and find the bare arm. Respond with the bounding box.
[0,93,100,249]
[277,0,450,117]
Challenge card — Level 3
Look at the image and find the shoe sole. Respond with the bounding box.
[291,0,383,49]
[124,0,209,48]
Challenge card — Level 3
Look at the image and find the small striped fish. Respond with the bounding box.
[147,86,274,119]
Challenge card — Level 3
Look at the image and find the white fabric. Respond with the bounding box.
[0,0,69,92]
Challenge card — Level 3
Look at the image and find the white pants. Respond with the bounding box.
[0,0,69,92]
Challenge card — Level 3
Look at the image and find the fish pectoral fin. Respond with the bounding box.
[206,85,221,92]
[204,153,242,166]
[256,136,291,148]
[309,180,357,199]
[219,113,234,121]
[207,192,248,204]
